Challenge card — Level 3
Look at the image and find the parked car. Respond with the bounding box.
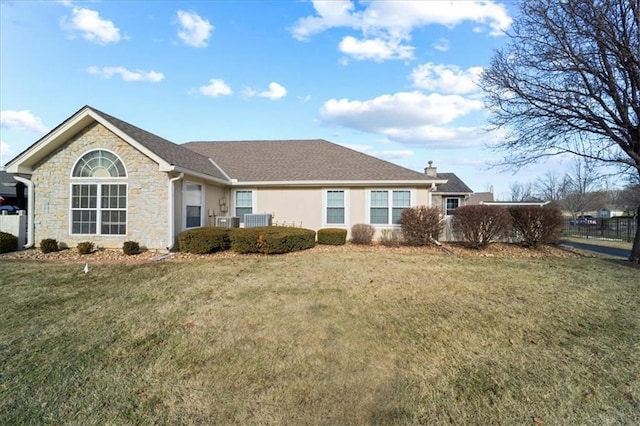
[570,215,597,226]
[0,205,22,214]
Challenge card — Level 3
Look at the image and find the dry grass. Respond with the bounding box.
[1,249,638,425]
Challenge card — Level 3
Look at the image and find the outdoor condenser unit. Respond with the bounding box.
[214,216,240,228]
[243,213,273,228]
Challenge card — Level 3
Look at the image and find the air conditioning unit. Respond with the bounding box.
[214,216,240,228]
[244,213,273,228]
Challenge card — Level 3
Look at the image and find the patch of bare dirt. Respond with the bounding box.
[0,242,580,265]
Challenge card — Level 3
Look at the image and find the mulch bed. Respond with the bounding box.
[0,242,581,265]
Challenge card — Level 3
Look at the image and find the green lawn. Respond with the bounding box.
[1,250,639,425]
[562,236,633,251]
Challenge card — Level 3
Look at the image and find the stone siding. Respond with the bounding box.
[31,122,169,249]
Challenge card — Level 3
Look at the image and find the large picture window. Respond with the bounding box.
[235,190,253,223]
[326,190,345,225]
[370,190,411,225]
[70,150,127,235]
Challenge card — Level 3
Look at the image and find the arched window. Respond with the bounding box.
[72,150,126,178]
[70,150,127,235]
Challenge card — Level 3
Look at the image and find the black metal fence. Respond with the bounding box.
[563,217,637,242]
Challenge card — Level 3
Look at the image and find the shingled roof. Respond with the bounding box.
[90,108,229,181]
[182,140,435,182]
[434,172,473,194]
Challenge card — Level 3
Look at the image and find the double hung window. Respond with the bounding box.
[70,150,127,235]
[370,190,411,225]
[326,190,345,224]
[235,190,253,223]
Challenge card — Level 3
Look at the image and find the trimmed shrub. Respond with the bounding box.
[178,227,232,254]
[317,228,347,245]
[230,226,316,254]
[509,206,564,248]
[350,224,375,245]
[77,241,94,255]
[379,229,403,247]
[400,206,444,246]
[40,238,59,254]
[123,241,141,256]
[0,231,18,253]
[451,205,512,249]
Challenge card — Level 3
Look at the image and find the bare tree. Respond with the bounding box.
[480,0,640,263]
[508,181,535,202]
[534,171,570,201]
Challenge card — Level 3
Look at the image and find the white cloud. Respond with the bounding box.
[177,10,213,48]
[320,91,490,148]
[199,79,232,97]
[290,1,512,61]
[411,63,484,94]
[245,82,287,100]
[0,110,49,134]
[338,35,413,61]
[1,141,16,166]
[320,91,482,130]
[63,7,121,44]
[433,38,449,52]
[87,66,164,82]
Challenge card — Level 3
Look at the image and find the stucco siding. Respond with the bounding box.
[31,122,169,249]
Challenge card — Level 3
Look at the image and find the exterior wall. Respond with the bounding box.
[30,122,169,249]
[232,185,434,238]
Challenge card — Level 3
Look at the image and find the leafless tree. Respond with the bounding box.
[480,0,640,263]
[508,181,535,202]
[534,171,570,201]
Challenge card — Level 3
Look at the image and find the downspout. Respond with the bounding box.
[13,175,34,249]
[167,173,184,251]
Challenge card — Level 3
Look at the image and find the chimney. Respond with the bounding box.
[425,160,438,177]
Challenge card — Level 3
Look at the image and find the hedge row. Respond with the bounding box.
[178,226,316,254]
[451,205,563,248]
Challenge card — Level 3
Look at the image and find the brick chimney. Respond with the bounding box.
[424,160,438,177]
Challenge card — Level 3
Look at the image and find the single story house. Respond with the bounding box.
[5,105,473,250]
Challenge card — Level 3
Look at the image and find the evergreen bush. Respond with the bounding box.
[40,238,59,254]
[178,227,232,254]
[0,231,18,253]
[317,228,347,245]
[77,241,94,255]
[230,227,316,254]
[123,241,141,256]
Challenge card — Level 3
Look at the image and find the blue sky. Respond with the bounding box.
[1,0,569,199]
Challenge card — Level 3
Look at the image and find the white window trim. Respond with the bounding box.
[323,188,349,227]
[233,189,257,225]
[68,182,128,236]
[366,188,415,227]
[183,181,205,230]
[445,197,460,216]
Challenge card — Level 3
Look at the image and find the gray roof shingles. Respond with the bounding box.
[90,107,229,181]
[434,172,473,194]
[182,140,434,182]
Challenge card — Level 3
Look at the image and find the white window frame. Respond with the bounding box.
[366,189,414,226]
[69,149,128,236]
[323,189,348,227]
[445,197,460,216]
[233,189,256,224]
[184,182,204,229]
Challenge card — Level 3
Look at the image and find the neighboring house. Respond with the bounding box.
[5,105,473,250]
[467,188,494,206]
[0,170,26,208]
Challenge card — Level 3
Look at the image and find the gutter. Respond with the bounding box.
[166,173,184,251]
[12,175,34,249]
